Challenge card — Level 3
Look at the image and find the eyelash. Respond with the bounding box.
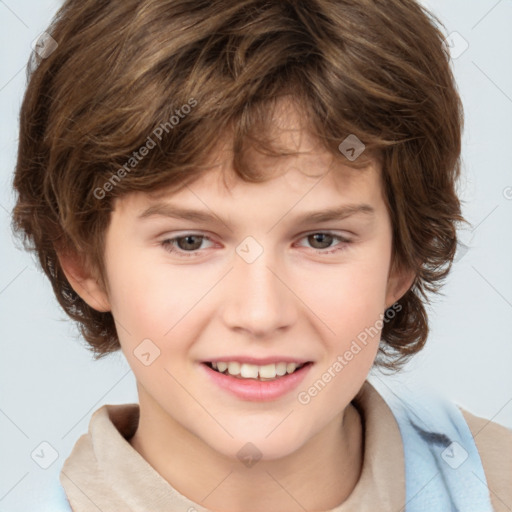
[160,232,353,258]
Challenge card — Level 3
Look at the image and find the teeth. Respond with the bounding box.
[286,363,297,374]
[209,361,306,380]
[275,362,287,376]
[259,363,277,379]
[240,364,259,378]
[227,362,241,376]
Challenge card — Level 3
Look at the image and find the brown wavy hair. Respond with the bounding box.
[12,0,465,370]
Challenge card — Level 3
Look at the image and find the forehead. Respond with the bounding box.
[113,98,384,218]
[113,160,384,234]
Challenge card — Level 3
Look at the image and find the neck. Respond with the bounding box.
[129,392,363,512]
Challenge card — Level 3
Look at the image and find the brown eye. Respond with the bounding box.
[176,235,204,251]
[296,232,352,255]
[161,233,215,258]
[307,233,334,249]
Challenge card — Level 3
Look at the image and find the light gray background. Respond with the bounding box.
[1,1,511,510]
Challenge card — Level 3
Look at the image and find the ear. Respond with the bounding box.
[57,250,111,312]
[385,259,416,309]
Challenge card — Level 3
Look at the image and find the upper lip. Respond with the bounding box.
[202,356,313,365]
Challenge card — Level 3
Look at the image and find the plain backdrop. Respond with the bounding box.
[1,1,511,510]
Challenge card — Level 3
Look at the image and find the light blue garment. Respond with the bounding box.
[378,382,495,512]
[42,386,495,511]
[39,477,72,512]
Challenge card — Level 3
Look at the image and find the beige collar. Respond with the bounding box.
[60,379,405,511]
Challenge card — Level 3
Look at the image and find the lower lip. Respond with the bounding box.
[200,363,313,402]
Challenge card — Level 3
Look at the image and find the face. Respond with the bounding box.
[77,103,409,462]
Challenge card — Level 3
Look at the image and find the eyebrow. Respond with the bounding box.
[138,202,375,226]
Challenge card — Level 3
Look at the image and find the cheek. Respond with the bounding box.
[105,250,191,334]
[298,253,391,333]
[104,248,222,366]
[292,239,392,384]
[107,262,168,335]
[293,259,391,420]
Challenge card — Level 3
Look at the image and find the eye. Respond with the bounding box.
[161,234,214,257]
[160,231,353,258]
[296,232,352,254]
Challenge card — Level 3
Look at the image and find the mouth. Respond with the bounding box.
[203,361,313,381]
[200,359,314,401]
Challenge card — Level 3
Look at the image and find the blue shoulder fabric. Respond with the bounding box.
[39,477,72,512]
[378,382,495,512]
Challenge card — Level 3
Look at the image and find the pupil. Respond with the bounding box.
[310,233,332,249]
[178,235,202,250]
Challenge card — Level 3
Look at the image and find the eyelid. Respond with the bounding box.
[159,230,352,245]
[294,231,353,249]
[160,230,353,258]
[298,229,354,239]
[160,232,216,248]
[158,231,215,244]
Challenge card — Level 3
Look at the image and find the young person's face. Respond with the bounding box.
[88,102,410,461]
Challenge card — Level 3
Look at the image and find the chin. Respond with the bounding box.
[205,426,310,465]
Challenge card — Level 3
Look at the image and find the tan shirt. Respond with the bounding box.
[60,380,512,511]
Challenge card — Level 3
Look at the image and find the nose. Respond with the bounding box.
[220,246,298,338]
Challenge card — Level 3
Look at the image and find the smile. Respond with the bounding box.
[205,361,308,381]
[200,361,314,401]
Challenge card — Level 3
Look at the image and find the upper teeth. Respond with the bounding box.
[211,361,303,379]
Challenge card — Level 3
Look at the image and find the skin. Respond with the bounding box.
[61,99,414,512]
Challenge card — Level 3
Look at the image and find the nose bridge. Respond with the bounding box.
[221,239,296,335]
